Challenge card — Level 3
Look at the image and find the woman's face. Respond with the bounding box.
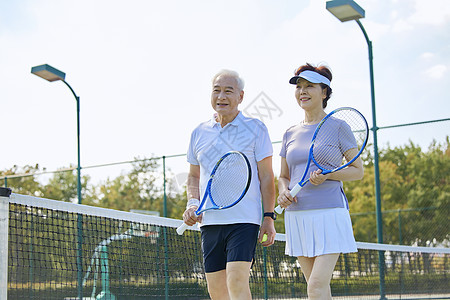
[295,78,327,110]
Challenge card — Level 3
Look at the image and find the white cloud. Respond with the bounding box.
[410,0,450,26]
[385,0,450,33]
[392,19,414,33]
[420,52,435,60]
[390,10,399,20]
[424,64,448,79]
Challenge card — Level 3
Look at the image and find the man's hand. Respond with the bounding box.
[258,218,276,247]
[182,206,202,226]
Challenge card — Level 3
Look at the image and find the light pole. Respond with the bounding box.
[31,64,82,205]
[31,64,84,299]
[325,1,385,299]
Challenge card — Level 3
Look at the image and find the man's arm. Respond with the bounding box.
[183,164,202,226]
[257,156,276,246]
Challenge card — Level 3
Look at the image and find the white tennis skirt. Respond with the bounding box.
[284,207,357,257]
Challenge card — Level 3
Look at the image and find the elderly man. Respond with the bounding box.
[181,69,276,300]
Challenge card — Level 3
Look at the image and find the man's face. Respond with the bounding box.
[211,75,243,117]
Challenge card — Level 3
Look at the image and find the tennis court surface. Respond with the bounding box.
[1,190,449,299]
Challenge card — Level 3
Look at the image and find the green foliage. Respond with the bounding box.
[86,157,163,213]
[1,164,44,197]
[346,138,449,245]
[2,138,449,245]
[43,166,93,203]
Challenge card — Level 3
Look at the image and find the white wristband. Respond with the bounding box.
[186,198,200,209]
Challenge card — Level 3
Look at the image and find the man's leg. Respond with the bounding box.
[203,224,257,300]
[205,269,229,300]
[226,261,252,300]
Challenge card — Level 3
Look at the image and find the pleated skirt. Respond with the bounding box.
[284,207,357,257]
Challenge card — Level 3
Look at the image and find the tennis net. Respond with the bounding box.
[2,190,449,299]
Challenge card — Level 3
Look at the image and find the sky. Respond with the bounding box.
[1,0,449,186]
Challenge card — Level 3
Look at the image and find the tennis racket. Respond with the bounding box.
[275,107,369,214]
[176,151,252,235]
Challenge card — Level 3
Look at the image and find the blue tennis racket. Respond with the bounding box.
[275,107,369,214]
[177,151,252,235]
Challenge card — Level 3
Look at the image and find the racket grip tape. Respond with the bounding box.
[274,205,284,214]
[274,184,303,214]
[290,184,302,197]
[176,222,189,235]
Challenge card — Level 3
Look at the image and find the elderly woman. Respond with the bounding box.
[277,63,364,299]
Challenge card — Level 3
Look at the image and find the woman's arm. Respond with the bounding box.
[310,148,364,185]
[277,157,297,208]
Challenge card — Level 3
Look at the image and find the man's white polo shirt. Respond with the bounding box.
[187,112,273,226]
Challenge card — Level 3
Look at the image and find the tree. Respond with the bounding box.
[346,138,449,245]
[43,165,93,203]
[0,164,44,197]
[402,139,449,246]
[4,137,448,246]
[94,157,162,212]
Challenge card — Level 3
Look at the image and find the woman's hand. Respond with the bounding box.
[309,169,329,185]
[277,189,297,209]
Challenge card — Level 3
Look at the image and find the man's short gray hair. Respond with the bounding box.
[212,69,245,91]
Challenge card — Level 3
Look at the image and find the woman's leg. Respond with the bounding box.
[298,254,340,300]
[297,256,314,282]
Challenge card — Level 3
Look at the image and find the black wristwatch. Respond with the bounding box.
[264,212,277,220]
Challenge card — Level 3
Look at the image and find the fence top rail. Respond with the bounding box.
[0,154,188,181]
[376,117,450,130]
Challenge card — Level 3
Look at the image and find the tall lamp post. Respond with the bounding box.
[325,1,385,299]
[31,64,84,299]
[31,64,82,205]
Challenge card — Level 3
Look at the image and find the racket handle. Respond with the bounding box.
[274,205,284,214]
[176,222,189,235]
[274,184,304,214]
[290,184,302,197]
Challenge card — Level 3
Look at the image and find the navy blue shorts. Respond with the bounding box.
[200,223,259,273]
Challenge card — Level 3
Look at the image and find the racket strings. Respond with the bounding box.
[313,110,368,170]
[210,153,250,208]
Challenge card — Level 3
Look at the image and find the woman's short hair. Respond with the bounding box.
[294,63,333,108]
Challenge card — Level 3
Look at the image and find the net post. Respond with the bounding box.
[77,214,84,299]
[263,247,268,300]
[163,225,169,300]
[96,245,116,300]
[398,209,403,245]
[0,187,12,300]
[162,155,169,300]
[163,156,167,217]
